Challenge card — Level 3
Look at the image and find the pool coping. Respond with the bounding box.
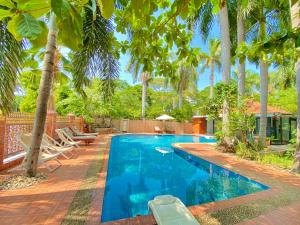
[86,134,300,225]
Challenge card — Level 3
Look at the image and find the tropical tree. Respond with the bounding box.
[219,0,232,145]
[199,39,221,98]
[166,59,198,108]
[290,0,300,172]
[236,0,246,102]
[0,0,116,176]
[240,0,290,146]
[0,20,23,114]
[127,57,152,119]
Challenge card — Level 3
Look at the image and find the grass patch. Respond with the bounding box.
[259,153,293,169]
[61,148,105,225]
[197,187,300,225]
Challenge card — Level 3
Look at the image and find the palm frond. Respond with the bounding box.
[188,0,215,41]
[72,4,119,100]
[0,20,23,114]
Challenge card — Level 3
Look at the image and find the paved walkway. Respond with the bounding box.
[0,135,107,225]
[1,135,300,225]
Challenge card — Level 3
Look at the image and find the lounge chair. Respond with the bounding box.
[70,126,98,136]
[165,126,175,134]
[18,133,62,172]
[42,134,74,159]
[148,195,200,225]
[56,129,81,148]
[154,126,163,133]
[62,127,96,144]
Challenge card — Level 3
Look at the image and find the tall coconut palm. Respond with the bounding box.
[237,0,246,102]
[245,0,290,146]
[127,58,152,119]
[170,61,198,108]
[199,39,221,98]
[219,0,232,145]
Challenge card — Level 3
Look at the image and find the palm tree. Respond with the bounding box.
[199,39,221,98]
[165,59,198,109]
[219,0,232,145]
[245,0,290,146]
[26,12,58,176]
[237,0,246,102]
[0,0,117,176]
[0,20,24,114]
[127,58,152,119]
[189,0,232,144]
[290,0,300,172]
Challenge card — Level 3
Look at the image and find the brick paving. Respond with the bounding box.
[1,135,300,225]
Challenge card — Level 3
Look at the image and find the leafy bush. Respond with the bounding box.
[235,142,260,160]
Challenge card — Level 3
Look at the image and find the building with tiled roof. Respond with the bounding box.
[193,101,296,145]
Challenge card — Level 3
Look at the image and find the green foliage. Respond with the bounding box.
[236,142,259,160]
[202,82,238,120]
[19,70,41,112]
[0,20,23,114]
[259,153,293,169]
[268,87,297,113]
[97,0,114,19]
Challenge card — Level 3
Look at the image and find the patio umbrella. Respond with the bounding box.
[155,114,175,120]
[156,114,175,132]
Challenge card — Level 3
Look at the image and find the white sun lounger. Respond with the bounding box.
[56,129,81,148]
[148,195,200,225]
[42,134,74,159]
[18,133,62,172]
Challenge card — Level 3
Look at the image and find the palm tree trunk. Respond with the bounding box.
[47,88,56,112]
[237,3,246,102]
[258,20,268,146]
[292,57,300,172]
[25,13,57,177]
[141,80,147,119]
[178,87,183,108]
[209,61,215,98]
[219,0,231,145]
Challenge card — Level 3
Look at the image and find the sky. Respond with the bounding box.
[116,17,262,91]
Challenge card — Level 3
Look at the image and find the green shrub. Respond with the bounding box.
[236,142,259,160]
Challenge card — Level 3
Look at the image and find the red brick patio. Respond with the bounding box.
[1,135,300,225]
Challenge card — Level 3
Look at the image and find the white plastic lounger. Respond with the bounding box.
[148,195,200,225]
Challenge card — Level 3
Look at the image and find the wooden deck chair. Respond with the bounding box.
[154,126,163,133]
[62,127,96,145]
[42,134,74,159]
[56,129,81,148]
[18,133,62,172]
[70,126,98,136]
[148,195,199,225]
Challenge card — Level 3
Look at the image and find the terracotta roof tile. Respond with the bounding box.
[245,100,290,114]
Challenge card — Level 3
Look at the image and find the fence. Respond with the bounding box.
[112,119,193,134]
[0,112,84,171]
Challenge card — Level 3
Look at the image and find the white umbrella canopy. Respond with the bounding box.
[156,114,175,120]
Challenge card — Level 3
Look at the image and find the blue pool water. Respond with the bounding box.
[101,134,268,222]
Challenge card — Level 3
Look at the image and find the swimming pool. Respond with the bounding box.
[101,134,268,222]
